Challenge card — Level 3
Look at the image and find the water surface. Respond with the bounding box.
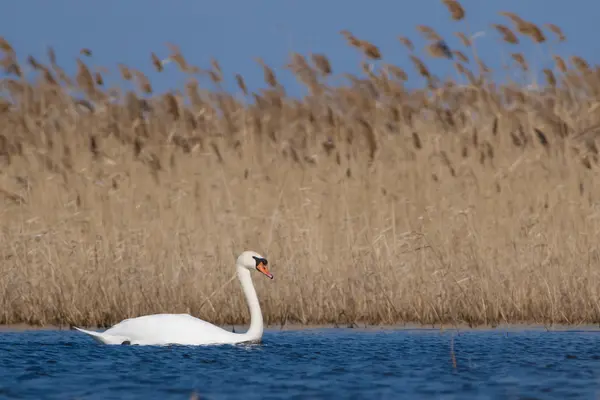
[1,327,600,399]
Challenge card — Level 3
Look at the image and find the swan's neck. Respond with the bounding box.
[236,266,263,341]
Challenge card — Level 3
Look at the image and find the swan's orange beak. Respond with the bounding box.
[256,262,274,279]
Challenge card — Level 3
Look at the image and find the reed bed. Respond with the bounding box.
[1,2,600,328]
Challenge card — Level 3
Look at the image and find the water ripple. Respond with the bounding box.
[1,328,600,399]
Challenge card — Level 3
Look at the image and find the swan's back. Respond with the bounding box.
[103,313,237,345]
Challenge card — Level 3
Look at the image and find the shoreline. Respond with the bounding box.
[2,322,600,333]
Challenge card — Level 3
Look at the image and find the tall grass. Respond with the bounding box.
[1,2,600,328]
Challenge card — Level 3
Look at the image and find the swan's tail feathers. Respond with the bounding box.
[73,327,129,345]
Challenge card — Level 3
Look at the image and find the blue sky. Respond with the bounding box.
[2,0,598,98]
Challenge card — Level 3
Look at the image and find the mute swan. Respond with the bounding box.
[74,250,273,346]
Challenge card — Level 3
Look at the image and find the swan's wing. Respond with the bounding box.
[102,313,235,345]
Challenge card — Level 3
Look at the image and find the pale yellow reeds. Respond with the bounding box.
[0,6,599,329]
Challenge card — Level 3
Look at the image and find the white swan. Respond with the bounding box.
[74,250,273,346]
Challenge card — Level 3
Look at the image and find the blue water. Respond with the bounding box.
[1,328,600,399]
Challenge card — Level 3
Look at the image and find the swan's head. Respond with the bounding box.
[237,251,273,280]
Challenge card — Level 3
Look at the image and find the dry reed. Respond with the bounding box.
[0,7,600,330]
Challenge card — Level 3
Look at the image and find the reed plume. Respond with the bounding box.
[398,36,414,51]
[545,23,566,42]
[441,0,465,21]
[492,24,519,44]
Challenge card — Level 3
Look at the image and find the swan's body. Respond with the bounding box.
[74,251,273,346]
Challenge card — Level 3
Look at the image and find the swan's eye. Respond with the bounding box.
[252,256,267,266]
